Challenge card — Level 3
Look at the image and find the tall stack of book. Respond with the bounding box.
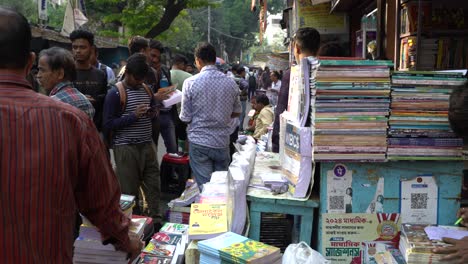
[388,71,466,160]
[399,223,448,264]
[198,232,281,264]
[313,59,393,161]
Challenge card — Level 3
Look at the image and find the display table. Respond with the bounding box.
[246,152,319,245]
[247,194,320,245]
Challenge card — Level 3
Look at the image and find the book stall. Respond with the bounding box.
[314,60,467,264]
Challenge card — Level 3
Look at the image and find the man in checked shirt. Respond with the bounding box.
[0,8,142,263]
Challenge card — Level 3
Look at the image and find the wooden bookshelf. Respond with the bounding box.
[396,0,468,71]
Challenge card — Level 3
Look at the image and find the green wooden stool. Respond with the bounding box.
[247,195,320,245]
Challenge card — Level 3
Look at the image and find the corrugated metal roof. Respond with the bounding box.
[31,26,125,48]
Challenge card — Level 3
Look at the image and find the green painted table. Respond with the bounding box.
[246,194,320,245]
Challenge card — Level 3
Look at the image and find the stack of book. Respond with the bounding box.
[313,59,393,161]
[399,223,448,264]
[165,206,190,224]
[388,71,466,160]
[198,232,281,264]
[73,218,146,264]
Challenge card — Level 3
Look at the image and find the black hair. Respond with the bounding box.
[194,42,216,63]
[256,94,270,106]
[125,53,149,80]
[319,42,345,57]
[128,36,149,55]
[173,54,188,65]
[264,66,269,71]
[149,40,164,53]
[39,47,77,81]
[294,27,321,55]
[449,85,468,140]
[0,7,31,69]
[69,29,94,46]
[271,70,280,79]
[236,65,246,75]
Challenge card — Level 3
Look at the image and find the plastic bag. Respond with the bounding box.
[282,242,330,264]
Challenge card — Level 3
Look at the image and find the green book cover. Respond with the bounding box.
[219,239,280,263]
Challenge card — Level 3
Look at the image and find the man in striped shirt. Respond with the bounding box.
[37,47,95,119]
[103,53,167,227]
[0,8,142,263]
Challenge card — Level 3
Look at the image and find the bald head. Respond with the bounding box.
[0,7,32,70]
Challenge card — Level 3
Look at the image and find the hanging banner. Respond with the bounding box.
[322,213,401,264]
[297,2,347,34]
[60,1,75,36]
[74,8,88,27]
[38,0,48,21]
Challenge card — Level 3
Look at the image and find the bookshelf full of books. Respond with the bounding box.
[313,59,394,161]
[398,0,468,71]
[388,71,466,160]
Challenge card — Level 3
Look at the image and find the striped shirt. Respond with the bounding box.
[103,84,155,146]
[0,74,131,263]
[50,81,95,119]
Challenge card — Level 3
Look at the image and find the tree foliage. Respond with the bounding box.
[86,0,209,38]
[190,0,285,62]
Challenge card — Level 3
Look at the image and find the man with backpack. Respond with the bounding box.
[248,69,257,100]
[103,53,168,229]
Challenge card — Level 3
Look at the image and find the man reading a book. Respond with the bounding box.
[0,8,142,263]
[433,85,468,262]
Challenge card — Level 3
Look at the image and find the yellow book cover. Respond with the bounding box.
[188,203,228,239]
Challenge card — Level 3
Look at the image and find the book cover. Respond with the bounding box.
[142,239,176,258]
[198,232,280,264]
[152,232,181,246]
[188,204,228,239]
[159,223,189,235]
[281,121,313,198]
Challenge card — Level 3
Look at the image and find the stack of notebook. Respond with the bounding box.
[198,232,281,264]
[388,71,466,160]
[313,59,393,161]
[399,223,449,264]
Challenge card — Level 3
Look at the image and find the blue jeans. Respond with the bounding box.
[189,142,230,189]
[239,100,247,131]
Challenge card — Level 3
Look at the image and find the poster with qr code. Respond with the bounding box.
[400,175,438,224]
[327,164,353,213]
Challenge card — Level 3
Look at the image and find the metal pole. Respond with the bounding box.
[208,6,211,43]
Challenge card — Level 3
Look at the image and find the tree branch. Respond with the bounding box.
[145,0,187,38]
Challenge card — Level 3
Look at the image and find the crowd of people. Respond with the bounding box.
[3,5,468,264]
[0,7,284,263]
